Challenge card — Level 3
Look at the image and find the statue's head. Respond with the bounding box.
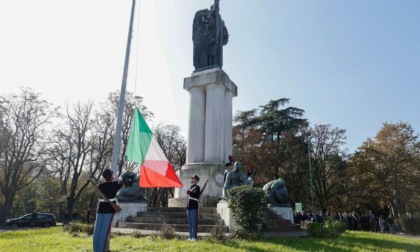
[277,178,285,184]
[121,171,138,187]
[233,161,241,171]
[202,10,211,23]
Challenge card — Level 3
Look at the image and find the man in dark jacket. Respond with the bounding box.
[31,210,38,228]
[186,174,201,241]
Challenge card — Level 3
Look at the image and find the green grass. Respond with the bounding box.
[0,227,419,252]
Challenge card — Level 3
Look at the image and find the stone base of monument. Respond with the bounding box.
[216,200,235,231]
[168,163,225,207]
[111,202,147,227]
[269,205,295,224]
[216,201,296,232]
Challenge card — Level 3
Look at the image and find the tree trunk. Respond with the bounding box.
[0,189,17,226]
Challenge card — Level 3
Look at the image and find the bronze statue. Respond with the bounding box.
[223,161,251,198]
[263,178,289,206]
[117,171,147,202]
[192,0,229,71]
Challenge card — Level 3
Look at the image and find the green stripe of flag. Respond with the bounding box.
[125,108,153,164]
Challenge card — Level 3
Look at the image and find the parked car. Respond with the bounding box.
[5,213,57,228]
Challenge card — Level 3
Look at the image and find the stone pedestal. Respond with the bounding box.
[216,200,235,231]
[183,67,237,164]
[169,163,225,207]
[270,205,295,224]
[169,68,237,207]
[216,202,295,232]
[111,202,147,227]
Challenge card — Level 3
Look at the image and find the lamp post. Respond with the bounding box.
[307,131,314,209]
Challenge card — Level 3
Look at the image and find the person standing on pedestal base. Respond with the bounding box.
[186,175,201,241]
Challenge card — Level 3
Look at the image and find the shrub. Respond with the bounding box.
[158,223,176,239]
[307,220,346,238]
[130,230,143,238]
[83,224,94,236]
[209,224,227,241]
[64,222,93,236]
[402,214,420,235]
[228,185,269,240]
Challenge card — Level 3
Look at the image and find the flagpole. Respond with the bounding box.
[111,0,137,176]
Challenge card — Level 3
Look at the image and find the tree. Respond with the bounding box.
[13,176,64,217]
[49,101,98,216]
[232,99,308,187]
[0,87,57,225]
[106,91,153,175]
[47,92,153,217]
[347,122,420,215]
[309,124,348,211]
[258,98,307,142]
[233,109,276,184]
[232,109,259,173]
[146,123,187,207]
[345,145,384,212]
[153,123,186,170]
[277,130,311,207]
[233,109,258,143]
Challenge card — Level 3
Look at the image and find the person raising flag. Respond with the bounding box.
[92,169,123,252]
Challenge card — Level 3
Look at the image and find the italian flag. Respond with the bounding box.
[125,108,183,188]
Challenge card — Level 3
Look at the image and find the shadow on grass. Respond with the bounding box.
[200,236,350,252]
[212,239,277,252]
[255,231,420,252]
[260,236,354,252]
[338,232,420,252]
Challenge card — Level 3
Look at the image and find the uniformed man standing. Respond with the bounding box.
[92,169,123,252]
[186,174,200,241]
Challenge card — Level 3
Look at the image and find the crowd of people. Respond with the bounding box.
[294,210,417,235]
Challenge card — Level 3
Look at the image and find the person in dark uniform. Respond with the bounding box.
[31,210,38,228]
[92,169,123,252]
[86,208,92,224]
[186,174,201,241]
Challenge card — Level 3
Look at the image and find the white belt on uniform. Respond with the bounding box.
[189,197,199,202]
[98,197,117,202]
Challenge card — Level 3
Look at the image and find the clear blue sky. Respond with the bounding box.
[1,0,419,153]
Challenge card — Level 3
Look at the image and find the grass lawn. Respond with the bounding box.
[0,227,419,252]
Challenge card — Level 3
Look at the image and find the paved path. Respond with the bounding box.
[111,228,420,239]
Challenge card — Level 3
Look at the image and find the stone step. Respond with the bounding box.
[131,216,223,225]
[118,222,218,232]
[267,211,301,232]
[120,206,225,233]
[269,223,301,232]
[136,212,220,219]
[145,207,217,213]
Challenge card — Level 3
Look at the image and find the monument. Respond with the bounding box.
[193,0,229,71]
[118,171,147,203]
[112,171,147,227]
[169,0,237,207]
[263,178,294,224]
[263,178,289,206]
[223,161,252,198]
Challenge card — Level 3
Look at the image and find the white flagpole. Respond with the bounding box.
[111,0,137,176]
